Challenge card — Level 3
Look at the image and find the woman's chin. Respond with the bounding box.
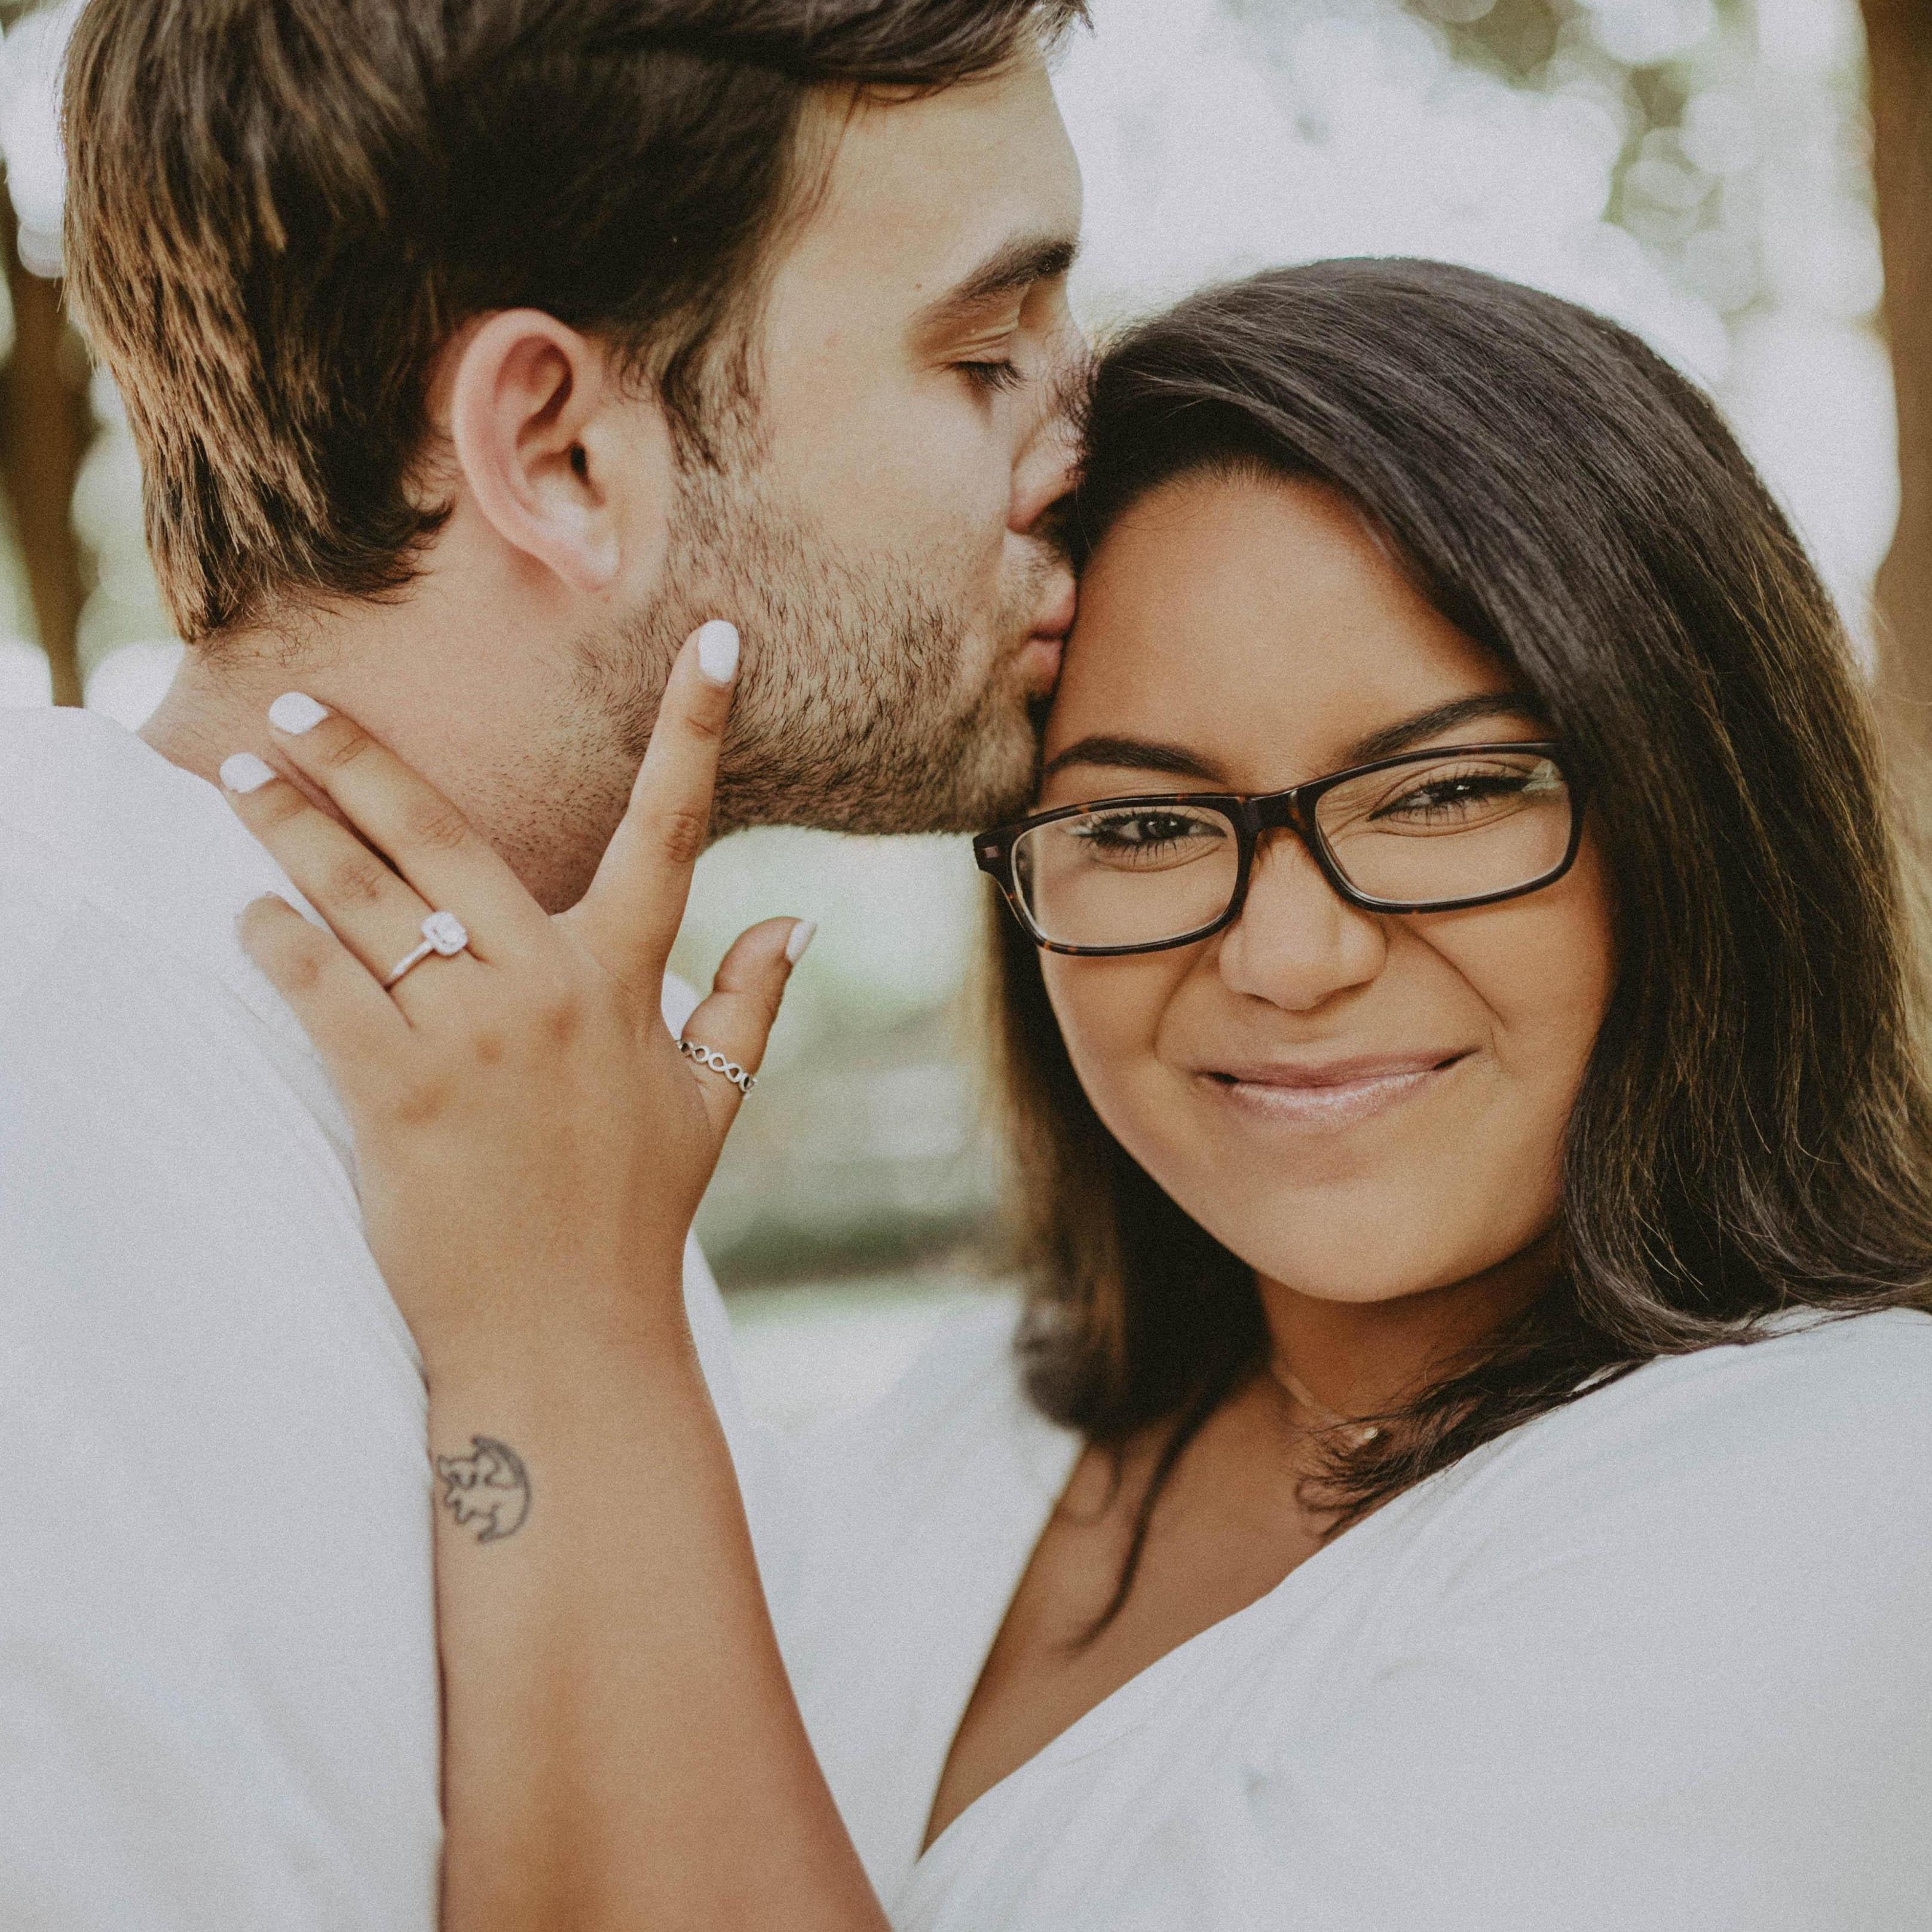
[1181,1184,1540,1311]
[1244,1251,1458,1308]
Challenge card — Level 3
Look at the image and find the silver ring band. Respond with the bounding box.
[679,1037,756,1095]
[384,910,471,990]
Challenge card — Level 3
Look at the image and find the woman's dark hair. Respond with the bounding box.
[990,258,1932,1626]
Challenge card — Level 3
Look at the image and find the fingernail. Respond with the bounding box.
[220,752,277,794]
[268,692,330,734]
[785,918,817,965]
[696,620,740,687]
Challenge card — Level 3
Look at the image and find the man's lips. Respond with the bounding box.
[1195,1051,1472,1129]
[1014,577,1077,695]
[1014,632,1065,694]
[1030,574,1079,644]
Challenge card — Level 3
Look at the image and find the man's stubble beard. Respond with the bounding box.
[575,436,1054,847]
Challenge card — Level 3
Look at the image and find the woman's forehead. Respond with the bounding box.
[1046,470,1518,791]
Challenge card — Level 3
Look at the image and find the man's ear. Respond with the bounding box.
[445,310,664,595]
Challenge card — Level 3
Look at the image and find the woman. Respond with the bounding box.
[222,260,1932,1930]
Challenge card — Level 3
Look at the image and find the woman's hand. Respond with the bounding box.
[222,619,806,1378]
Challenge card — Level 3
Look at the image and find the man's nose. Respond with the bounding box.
[1011,408,1079,540]
[1010,342,1086,539]
[1214,832,1388,1012]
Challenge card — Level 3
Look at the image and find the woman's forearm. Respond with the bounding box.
[427,1291,889,1932]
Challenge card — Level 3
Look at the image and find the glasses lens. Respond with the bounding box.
[1315,749,1573,907]
[1012,801,1241,950]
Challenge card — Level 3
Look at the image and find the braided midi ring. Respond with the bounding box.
[383,910,471,990]
[678,1037,757,1096]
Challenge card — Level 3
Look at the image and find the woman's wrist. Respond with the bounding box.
[412,1251,697,1398]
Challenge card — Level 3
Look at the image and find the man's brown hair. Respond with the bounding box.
[62,0,1086,641]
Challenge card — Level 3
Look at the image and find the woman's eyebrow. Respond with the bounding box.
[1042,699,1545,791]
[1343,694,1547,766]
[1040,736,1226,785]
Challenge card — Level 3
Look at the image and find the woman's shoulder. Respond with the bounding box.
[1567,1304,1932,1459]
[1405,1306,1932,1614]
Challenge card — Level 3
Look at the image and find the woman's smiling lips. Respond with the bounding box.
[1193,1051,1472,1129]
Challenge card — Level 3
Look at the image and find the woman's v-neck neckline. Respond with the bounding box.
[908,1430,1444,1885]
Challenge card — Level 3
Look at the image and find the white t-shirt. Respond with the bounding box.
[0,707,758,1930]
[784,1299,1932,1931]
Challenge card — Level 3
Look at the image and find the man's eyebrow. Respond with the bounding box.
[1040,735,1226,786]
[1343,694,1547,766]
[914,233,1080,336]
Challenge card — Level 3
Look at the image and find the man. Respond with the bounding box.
[0,0,1084,1921]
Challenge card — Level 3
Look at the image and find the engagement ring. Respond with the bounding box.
[384,911,471,989]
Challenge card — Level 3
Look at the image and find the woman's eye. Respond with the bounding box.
[1376,768,1544,820]
[1076,812,1213,850]
[1394,779,1499,813]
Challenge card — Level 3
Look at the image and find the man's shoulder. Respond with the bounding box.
[0,706,313,1044]
[0,709,113,923]
[0,708,357,1180]
[0,844,85,1018]
[0,738,443,1920]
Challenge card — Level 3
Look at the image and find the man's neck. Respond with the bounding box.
[142,591,621,913]
[141,638,324,795]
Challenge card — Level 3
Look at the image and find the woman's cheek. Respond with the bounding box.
[1428,844,1618,1170]
[1480,844,1613,1047]
[1041,952,1190,1141]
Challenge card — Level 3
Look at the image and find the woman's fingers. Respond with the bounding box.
[261,695,550,959]
[677,916,815,1134]
[567,621,737,988]
[221,753,453,990]
[236,895,410,1072]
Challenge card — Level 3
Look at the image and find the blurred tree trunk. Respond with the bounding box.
[1864,0,1932,779]
[0,188,91,706]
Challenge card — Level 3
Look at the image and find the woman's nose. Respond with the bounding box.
[1213,831,1387,1011]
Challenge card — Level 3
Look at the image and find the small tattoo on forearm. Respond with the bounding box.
[435,1435,532,1544]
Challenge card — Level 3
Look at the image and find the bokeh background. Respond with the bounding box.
[2,0,1920,1428]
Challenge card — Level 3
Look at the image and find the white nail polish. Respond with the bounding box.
[785,918,817,965]
[696,620,740,687]
[268,692,330,734]
[220,752,277,794]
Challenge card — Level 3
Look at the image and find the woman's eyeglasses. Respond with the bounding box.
[975,742,1585,957]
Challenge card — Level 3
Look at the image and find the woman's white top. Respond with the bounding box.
[781,1301,1932,1932]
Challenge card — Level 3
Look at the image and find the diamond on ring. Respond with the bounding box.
[678,1037,756,1096]
[422,910,469,956]
[383,910,471,990]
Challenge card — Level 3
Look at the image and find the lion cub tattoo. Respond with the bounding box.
[435,1435,532,1544]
